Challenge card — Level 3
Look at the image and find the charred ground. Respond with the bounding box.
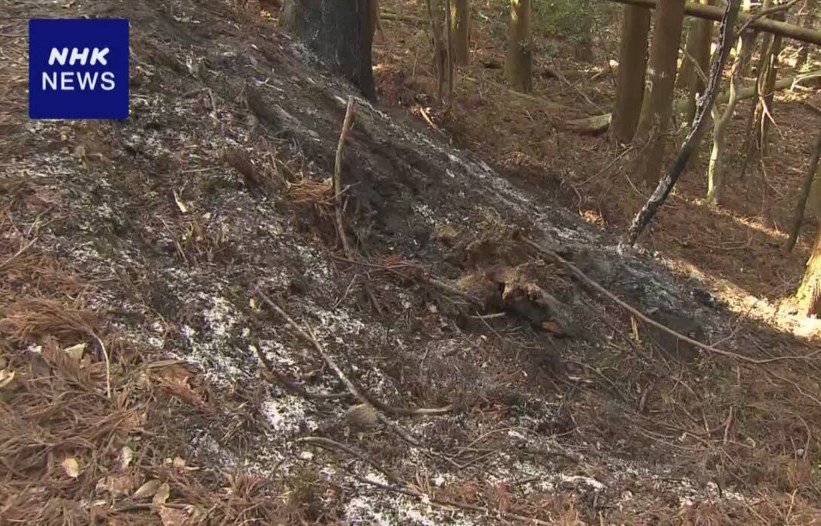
[1,0,821,524]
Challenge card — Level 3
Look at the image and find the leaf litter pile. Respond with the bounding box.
[2,0,821,524]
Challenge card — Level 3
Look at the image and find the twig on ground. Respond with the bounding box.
[298,436,402,485]
[376,412,424,447]
[426,276,483,306]
[329,254,481,309]
[550,60,604,113]
[334,97,356,257]
[356,475,554,525]
[523,237,820,366]
[253,288,452,417]
[93,334,112,399]
[251,343,348,400]
[333,97,383,316]
[0,236,37,272]
[469,312,506,320]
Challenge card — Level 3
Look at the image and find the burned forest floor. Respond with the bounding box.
[2,0,821,524]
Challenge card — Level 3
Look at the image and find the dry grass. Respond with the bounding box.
[0,205,304,524]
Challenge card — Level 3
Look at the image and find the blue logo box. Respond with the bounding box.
[28,18,129,120]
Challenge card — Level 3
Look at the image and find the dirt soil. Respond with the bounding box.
[2,0,821,524]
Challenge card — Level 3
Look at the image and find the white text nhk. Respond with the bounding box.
[41,47,116,91]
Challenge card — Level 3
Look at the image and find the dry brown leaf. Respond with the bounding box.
[0,370,16,389]
[63,343,86,362]
[96,474,135,496]
[158,505,193,526]
[541,320,564,336]
[165,456,198,471]
[120,446,134,470]
[156,363,192,385]
[61,457,80,478]
[153,482,171,506]
[146,359,184,369]
[133,479,162,499]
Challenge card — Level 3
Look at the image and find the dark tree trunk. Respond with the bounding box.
[633,0,687,185]
[282,0,376,100]
[611,5,651,143]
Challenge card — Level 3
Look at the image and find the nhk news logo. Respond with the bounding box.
[28,18,129,119]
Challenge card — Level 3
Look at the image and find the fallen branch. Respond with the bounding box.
[333,97,382,316]
[251,343,348,400]
[462,76,580,114]
[298,436,402,485]
[550,60,604,113]
[334,97,356,257]
[523,237,816,365]
[253,289,453,416]
[357,476,554,526]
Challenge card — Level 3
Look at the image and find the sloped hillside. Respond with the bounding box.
[2,0,821,524]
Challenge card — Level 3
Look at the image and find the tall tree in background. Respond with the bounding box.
[450,0,470,65]
[625,0,742,246]
[797,230,821,316]
[756,10,786,159]
[738,0,757,76]
[506,0,533,93]
[369,0,383,39]
[738,0,774,181]
[611,5,651,143]
[786,129,821,251]
[425,0,454,102]
[634,0,687,184]
[706,40,746,206]
[679,0,715,124]
[796,0,817,69]
[282,0,376,100]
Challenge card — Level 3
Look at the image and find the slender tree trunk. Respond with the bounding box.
[426,0,448,101]
[369,0,383,39]
[738,0,756,76]
[678,17,696,89]
[506,0,533,93]
[634,0,687,185]
[450,0,470,66]
[707,52,745,206]
[680,0,715,169]
[786,129,821,251]
[678,0,715,91]
[797,228,821,316]
[611,5,652,143]
[796,0,817,69]
[756,11,785,159]
[624,0,741,246]
[738,0,774,181]
[282,0,376,100]
[681,0,715,124]
[445,0,455,105]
